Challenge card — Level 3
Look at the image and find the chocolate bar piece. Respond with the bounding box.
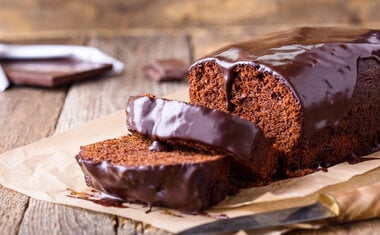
[2,58,113,87]
[143,58,188,82]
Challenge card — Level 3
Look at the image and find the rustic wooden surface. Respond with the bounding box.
[0,2,379,235]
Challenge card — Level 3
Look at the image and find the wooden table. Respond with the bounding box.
[1,28,380,235]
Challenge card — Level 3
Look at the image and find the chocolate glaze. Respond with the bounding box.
[75,154,231,212]
[67,188,127,208]
[189,27,380,139]
[126,96,267,164]
[142,58,189,82]
[148,140,172,151]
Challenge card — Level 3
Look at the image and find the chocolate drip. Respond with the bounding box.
[190,27,380,139]
[222,67,234,111]
[217,58,239,111]
[148,140,171,152]
[67,188,127,208]
[315,165,328,172]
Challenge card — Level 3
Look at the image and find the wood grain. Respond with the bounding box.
[117,217,169,235]
[0,187,29,234]
[0,87,66,152]
[0,36,85,235]
[0,87,67,235]
[19,201,117,235]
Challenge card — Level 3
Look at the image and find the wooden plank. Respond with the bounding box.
[116,217,169,235]
[19,33,190,234]
[0,87,67,233]
[0,187,29,234]
[0,87,67,152]
[0,37,86,235]
[19,203,117,235]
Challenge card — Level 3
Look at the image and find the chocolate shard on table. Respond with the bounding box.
[188,26,380,177]
[126,95,278,181]
[142,58,188,82]
[2,58,113,87]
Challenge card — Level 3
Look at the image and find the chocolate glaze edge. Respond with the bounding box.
[75,154,231,213]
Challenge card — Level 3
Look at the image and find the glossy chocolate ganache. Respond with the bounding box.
[188,27,380,176]
[126,95,278,180]
[190,27,380,140]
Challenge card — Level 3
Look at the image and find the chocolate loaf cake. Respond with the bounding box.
[126,95,277,181]
[188,27,380,177]
[75,135,232,212]
[76,27,380,212]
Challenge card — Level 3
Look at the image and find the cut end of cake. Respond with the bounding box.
[79,134,227,166]
[188,61,302,153]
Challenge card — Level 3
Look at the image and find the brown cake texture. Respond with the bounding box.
[126,95,278,182]
[188,27,380,177]
[75,135,232,212]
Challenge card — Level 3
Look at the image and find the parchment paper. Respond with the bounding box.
[1,90,380,234]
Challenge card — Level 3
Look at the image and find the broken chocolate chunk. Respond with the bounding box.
[143,58,188,82]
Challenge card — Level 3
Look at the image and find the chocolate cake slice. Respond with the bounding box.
[126,95,278,181]
[188,27,380,177]
[75,135,231,212]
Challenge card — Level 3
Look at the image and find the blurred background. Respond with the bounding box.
[1,0,379,35]
[2,0,379,60]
